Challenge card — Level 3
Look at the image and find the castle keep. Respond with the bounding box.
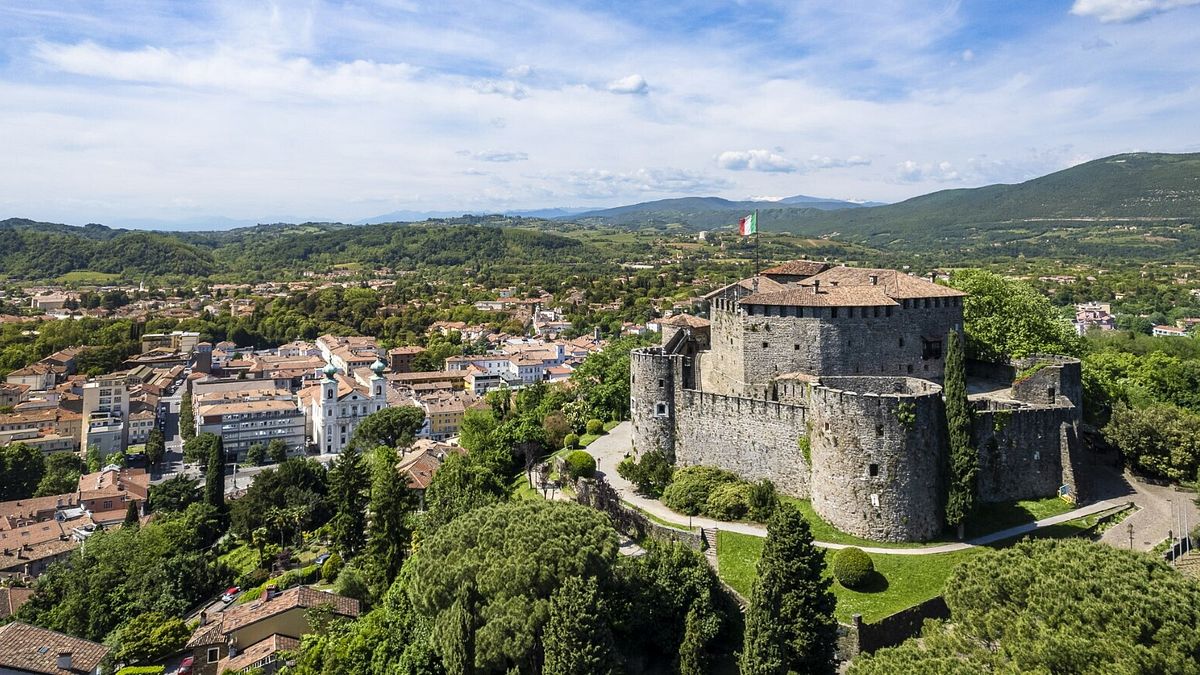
[631,262,1084,542]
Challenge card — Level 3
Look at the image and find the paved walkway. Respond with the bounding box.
[1096,468,1199,551]
[587,422,1134,556]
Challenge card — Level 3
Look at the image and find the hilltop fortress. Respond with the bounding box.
[631,261,1085,542]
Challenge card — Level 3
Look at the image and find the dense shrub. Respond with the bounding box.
[704,481,751,521]
[564,451,597,479]
[617,450,674,497]
[564,433,580,449]
[586,418,605,435]
[833,547,874,589]
[661,466,741,516]
[321,552,343,582]
[746,479,779,521]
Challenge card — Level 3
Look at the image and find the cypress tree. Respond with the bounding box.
[543,575,616,675]
[204,435,225,512]
[329,443,370,559]
[367,446,414,589]
[740,504,837,675]
[179,391,195,441]
[944,328,977,538]
[123,499,139,526]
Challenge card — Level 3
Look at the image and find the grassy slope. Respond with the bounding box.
[716,530,980,622]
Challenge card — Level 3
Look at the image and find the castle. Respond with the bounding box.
[631,261,1084,542]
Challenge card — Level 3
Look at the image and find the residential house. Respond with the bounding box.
[185,586,360,675]
[0,621,108,675]
[1152,324,1189,338]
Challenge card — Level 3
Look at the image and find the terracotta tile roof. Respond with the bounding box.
[219,634,299,673]
[761,260,830,277]
[187,586,360,648]
[803,266,966,300]
[401,452,442,490]
[0,494,78,530]
[742,285,899,307]
[704,276,788,300]
[0,622,108,674]
[659,314,711,328]
[0,587,34,619]
[77,468,149,503]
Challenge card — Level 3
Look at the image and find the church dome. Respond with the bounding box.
[370,358,387,376]
[322,363,338,379]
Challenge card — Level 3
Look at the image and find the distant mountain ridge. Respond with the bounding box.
[564,194,870,229]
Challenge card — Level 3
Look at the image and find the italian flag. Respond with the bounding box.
[738,212,757,236]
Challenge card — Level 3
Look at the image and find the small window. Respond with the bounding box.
[658,378,664,388]
[831,308,839,318]
[655,402,668,417]
[875,424,883,436]
[794,344,800,350]
[906,364,913,374]
[899,337,905,347]
[208,648,220,664]
[869,463,879,477]
[762,342,769,349]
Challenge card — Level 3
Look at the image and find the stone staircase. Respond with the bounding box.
[702,527,719,570]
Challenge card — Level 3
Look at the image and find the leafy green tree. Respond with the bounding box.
[944,329,976,537]
[145,427,165,468]
[458,408,498,453]
[408,500,619,673]
[367,446,415,591]
[420,453,507,535]
[1104,402,1200,481]
[268,438,289,463]
[86,445,103,472]
[353,406,426,450]
[617,450,674,497]
[334,563,372,605]
[741,504,837,675]
[148,474,201,513]
[949,269,1083,362]
[570,334,654,422]
[329,443,370,559]
[245,442,266,467]
[541,411,571,450]
[229,458,330,540]
[34,451,83,497]
[544,575,617,675]
[105,612,192,666]
[0,443,45,501]
[203,434,225,512]
[850,539,1200,674]
[124,500,140,526]
[179,391,195,441]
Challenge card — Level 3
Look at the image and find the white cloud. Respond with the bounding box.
[716,149,796,173]
[563,167,732,197]
[473,79,527,99]
[505,64,534,79]
[606,74,649,95]
[457,150,530,162]
[895,160,961,183]
[961,48,975,61]
[1070,0,1200,22]
[806,154,872,169]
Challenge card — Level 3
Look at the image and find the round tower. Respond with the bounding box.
[807,376,946,542]
[630,347,678,462]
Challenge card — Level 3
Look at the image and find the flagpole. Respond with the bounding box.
[754,208,760,276]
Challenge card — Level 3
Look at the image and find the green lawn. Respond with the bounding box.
[779,498,948,549]
[964,495,1074,538]
[717,530,981,622]
[603,420,622,432]
[579,433,603,447]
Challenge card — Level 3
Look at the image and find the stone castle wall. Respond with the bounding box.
[808,377,947,542]
[673,389,811,497]
[973,400,1080,502]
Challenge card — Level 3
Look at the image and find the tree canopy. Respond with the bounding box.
[950,269,1082,362]
[352,406,426,450]
[850,538,1200,674]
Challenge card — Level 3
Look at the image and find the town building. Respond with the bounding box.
[1152,324,1189,338]
[185,586,360,675]
[302,362,388,454]
[0,621,109,675]
[387,345,425,373]
[194,389,306,461]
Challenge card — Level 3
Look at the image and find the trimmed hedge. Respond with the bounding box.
[321,552,343,581]
[117,667,165,675]
[585,418,605,435]
[833,546,875,589]
[661,466,741,516]
[563,433,580,449]
[564,451,597,479]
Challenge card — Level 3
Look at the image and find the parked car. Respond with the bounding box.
[221,586,240,603]
[177,656,194,675]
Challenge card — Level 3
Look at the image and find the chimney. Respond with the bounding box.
[869,274,878,286]
[265,584,277,600]
[200,611,208,625]
[929,271,937,283]
[812,280,820,294]
[57,652,72,671]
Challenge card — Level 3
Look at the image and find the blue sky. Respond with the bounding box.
[1,0,1198,226]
